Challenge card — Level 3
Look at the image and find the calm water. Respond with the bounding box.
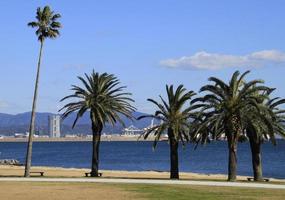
[0,140,284,178]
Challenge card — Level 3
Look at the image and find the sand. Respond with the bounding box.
[0,165,284,183]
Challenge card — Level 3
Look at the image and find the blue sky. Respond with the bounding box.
[0,0,285,114]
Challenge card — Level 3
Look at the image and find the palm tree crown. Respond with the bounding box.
[28,6,61,42]
[60,71,135,128]
[139,85,196,148]
[193,71,271,140]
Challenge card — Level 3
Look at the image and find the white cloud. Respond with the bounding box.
[0,100,9,109]
[160,50,285,70]
[63,64,87,70]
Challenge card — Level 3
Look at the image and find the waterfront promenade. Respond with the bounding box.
[0,177,285,189]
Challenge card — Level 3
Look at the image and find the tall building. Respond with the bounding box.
[48,115,61,138]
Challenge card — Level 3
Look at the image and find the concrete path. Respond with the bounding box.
[0,177,285,189]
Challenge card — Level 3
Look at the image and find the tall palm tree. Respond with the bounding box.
[138,85,196,179]
[25,6,61,177]
[60,71,135,177]
[192,71,271,181]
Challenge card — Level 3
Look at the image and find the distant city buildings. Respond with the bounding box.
[48,115,61,138]
[14,132,29,138]
[122,125,143,136]
[122,120,159,136]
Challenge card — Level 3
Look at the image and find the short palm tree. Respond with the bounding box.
[138,85,196,179]
[192,71,271,181]
[60,71,135,177]
[246,95,285,181]
[25,6,61,177]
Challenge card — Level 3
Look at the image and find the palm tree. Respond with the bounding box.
[192,71,271,181]
[60,71,135,177]
[138,85,196,179]
[25,6,61,177]
[246,95,285,181]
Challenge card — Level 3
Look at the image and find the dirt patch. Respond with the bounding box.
[0,182,141,200]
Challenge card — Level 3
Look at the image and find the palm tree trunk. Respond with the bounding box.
[227,133,238,181]
[90,113,102,177]
[249,136,263,181]
[24,41,44,177]
[169,129,179,179]
[91,133,101,177]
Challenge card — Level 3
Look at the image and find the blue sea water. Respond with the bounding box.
[0,140,284,178]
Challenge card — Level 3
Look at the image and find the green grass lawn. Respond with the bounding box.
[121,184,285,200]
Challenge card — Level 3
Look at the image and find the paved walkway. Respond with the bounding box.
[0,177,285,189]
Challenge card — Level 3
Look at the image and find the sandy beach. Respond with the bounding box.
[0,165,284,183]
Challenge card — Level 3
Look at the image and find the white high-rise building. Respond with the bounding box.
[48,115,61,138]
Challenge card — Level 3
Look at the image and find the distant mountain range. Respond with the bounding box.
[0,111,154,136]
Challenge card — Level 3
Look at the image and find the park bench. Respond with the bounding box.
[30,171,44,176]
[85,172,102,177]
[247,177,269,182]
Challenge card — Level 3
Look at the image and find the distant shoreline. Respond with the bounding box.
[1,137,283,142]
[0,135,157,142]
[0,135,284,143]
